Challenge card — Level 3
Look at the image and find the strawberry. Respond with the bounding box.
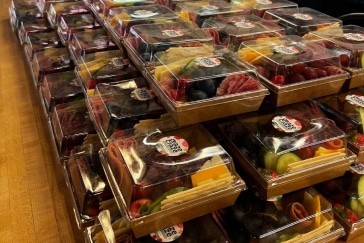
[357,133,364,145]
[333,203,359,225]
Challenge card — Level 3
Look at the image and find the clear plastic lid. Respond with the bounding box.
[231,0,298,18]
[238,35,346,86]
[13,0,42,20]
[58,14,100,43]
[18,18,52,45]
[305,25,364,69]
[48,1,89,26]
[91,0,154,19]
[25,31,63,60]
[106,5,180,39]
[125,21,213,64]
[262,7,342,36]
[213,187,334,242]
[222,101,347,177]
[105,124,243,218]
[202,14,285,51]
[176,0,251,27]
[153,45,263,103]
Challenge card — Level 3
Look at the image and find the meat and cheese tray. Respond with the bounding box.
[304,25,364,89]
[123,21,214,70]
[85,77,166,145]
[314,87,364,162]
[238,35,349,107]
[17,18,52,45]
[218,101,354,200]
[262,7,342,36]
[175,0,251,28]
[99,124,246,237]
[144,45,269,126]
[75,50,141,94]
[201,14,285,51]
[104,5,180,46]
[47,1,89,27]
[10,0,43,31]
[31,47,74,87]
[40,71,84,116]
[24,30,63,62]
[231,0,298,18]
[57,13,101,45]
[212,187,345,243]
[316,163,364,241]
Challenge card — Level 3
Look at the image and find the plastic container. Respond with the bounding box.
[40,71,84,115]
[24,30,63,62]
[262,7,342,36]
[175,0,251,28]
[31,47,74,87]
[100,124,246,237]
[212,187,344,243]
[86,77,166,145]
[202,14,285,51]
[105,5,180,42]
[47,1,89,27]
[57,13,101,45]
[238,35,349,107]
[304,25,364,90]
[145,45,268,126]
[17,18,52,45]
[231,0,298,18]
[10,0,42,30]
[218,101,354,200]
[37,0,77,12]
[123,21,214,69]
[75,50,141,94]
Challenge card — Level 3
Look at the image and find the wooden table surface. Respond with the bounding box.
[1,0,364,242]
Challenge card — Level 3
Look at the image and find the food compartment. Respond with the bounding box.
[213,187,343,243]
[231,0,298,18]
[238,35,349,107]
[101,124,246,237]
[86,77,166,144]
[11,0,42,30]
[202,14,285,51]
[218,101,352,200]
[40,71,84,114]
[47,1,89,27]
[50,100,96,158]
[147,45,268,126]
[262,7,342,36]
[75,50,141,93]
[31,47,74,86]
[18,18,52,45]
[175,0,251,28]
[123,21,213,68]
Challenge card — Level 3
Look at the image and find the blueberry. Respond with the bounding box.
[189,89,208,101]
[195,79,217,97]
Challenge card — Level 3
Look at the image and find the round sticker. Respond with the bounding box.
[272,116,302,133]
[293,13,313,21]
[257,0,272,4]
[234,20,255,29]
[131,10,158,18]
[156,136,189,156]
[273,45,300,55]
[93,36,108,46]
[344,33,364,42]
[131,88,155,101]
[150,224,184,242]
[109,57,126,68]
[194,57,221,67]
[162,30,185,38]
[345,94,364,108]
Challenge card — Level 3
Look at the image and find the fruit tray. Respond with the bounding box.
[24,30,63,62]
[218,101,354,200]
[304,25,364,90]
[314,87,364,163]
[212,187,345,243]
[75,50,141,94]
[175,0,251,28]
[10,0,43,30]
[316,163,364,241]
[144,45,269,126]
[238,35,349,107]
[100,124,246,237]
[47,1,89,27]
[17,18,52,45]
[40,71,84,115]
[262,7,342,36]
[85,77,167,145]
[123,21,214,70]
[57,13,101,45]
[202,14,285,52]
[231,0,298,18]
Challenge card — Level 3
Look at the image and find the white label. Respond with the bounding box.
[93,36,108,46]
[345,94,364,108]
[349,162,364,174]
[131,10,158,18]
[156,136,189,156]
[131,88,155,101]
[234,20,256,29]
[109,57,126,67]
[150,224,184,242]
[293,13,313,20]
[344,33,364,42]
[273,45,300,55]
[257,0,272,5]
[194,57,221,67]
[202,5,219,11]
[272,116,302,133]
[162,30,184,37]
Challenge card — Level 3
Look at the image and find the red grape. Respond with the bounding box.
[339,54,350,67]
[303,67,318,80]
[271,75,285,85]
[287,73,306,84]
[291,63,307,74]
[315,68,328,78]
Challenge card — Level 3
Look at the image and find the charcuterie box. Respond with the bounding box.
[10,0,43,31]
[218,101,355,200]
[144,45,268,126]
[238,35,349,107]
[17,18,52,45]
[47,1,89,27]
[99,124,246,237]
